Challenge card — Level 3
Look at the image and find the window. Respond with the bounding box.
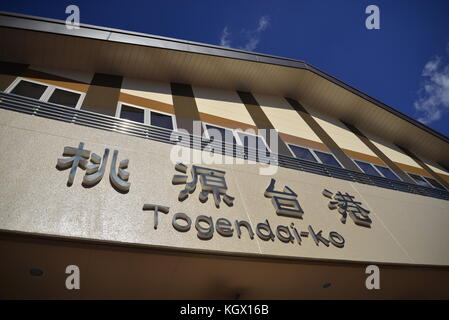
[7,78,84,108]
[374,165,400,181]
[408,173,432,188]
[47,88,81,108]
[314,150,342,168]
[408,172,447,190]
[204,124,236,144]
[423,177,446,191]
[10,80,47,100]
[119,104,145,123]
[236,131,270,154]
[288,145,318,163]
[151,111,173,130]
[287,143,342,168]
[354,160,381,176]
[115,102,176,129]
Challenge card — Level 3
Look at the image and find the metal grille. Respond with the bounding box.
[1,91,448,201]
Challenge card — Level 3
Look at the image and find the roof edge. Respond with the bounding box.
[1,10,448,145]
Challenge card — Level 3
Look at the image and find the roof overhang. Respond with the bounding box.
[1,11,448,167]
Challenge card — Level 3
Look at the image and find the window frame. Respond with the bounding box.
[373,164,401,181]
[115,102,177,130]
[407,172,434,188]
[115,102,149,124]
[423,176,447,191]
[5,77,85,109]
[286,143,343,168]
[407,172,446,190]
[148,107,177,130]
[352,159,383,177]
[233,128,272,153]
[286,143,320,163]
[312,149,344,168]
[202,122,238,144]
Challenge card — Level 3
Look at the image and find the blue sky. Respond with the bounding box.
[2,0,449,136]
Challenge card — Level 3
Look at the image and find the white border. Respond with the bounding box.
[352,158,383,177]
[5,77,85,109]
[286,143,320,163]
[116,101,149,124]
[286,142,344,168]
[149,107,177,131]
[202,122,237,142]
[372,163,401,181]
[234,128,271,152]
[116,101,177,130]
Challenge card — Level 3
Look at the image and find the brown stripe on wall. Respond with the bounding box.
[393,162,437,178]
[285,97,361,172]
[199,111,330,153]
[82,73,123,116]
[342,121,415,183]
[119,92,175,115]
[170,83,202,135]
[237,91,293,156]
[0,61,29,91]
[342,149,385,166]
[396,145,449,189]
[279,132,330,152]
[199,112,257,132]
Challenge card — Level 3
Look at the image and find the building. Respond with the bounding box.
[0,11,448,299]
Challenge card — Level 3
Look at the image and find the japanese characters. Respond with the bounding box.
[57,142,131,192]
[172,163,235,208]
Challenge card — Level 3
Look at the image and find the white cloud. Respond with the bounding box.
[257,16,270,32]
[219,26,231,48]
[414,44,449,124]
[218,16,270,52]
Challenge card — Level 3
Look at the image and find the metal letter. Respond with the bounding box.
[110,150,130,192]
[142,204,170,229]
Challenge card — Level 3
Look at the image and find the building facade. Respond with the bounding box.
[0,12,448,299]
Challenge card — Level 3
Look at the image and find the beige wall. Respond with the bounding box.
[193,86,256,127]
[254,93,322,143]
[309,109,378,157]
[422,158,449,176]
[367,134,421,167]
[0,109,448,267]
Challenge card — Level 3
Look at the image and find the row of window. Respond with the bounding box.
[288,144,446,190]
[8,78,84,108]
[6,78,176,130]
[5,79,448,191]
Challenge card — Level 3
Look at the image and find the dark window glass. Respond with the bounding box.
[355,160,381,176]
[424,177,446,190]
[48,88,81,107]
[314,150,342,168]
[237,132,269,154]
[151,111,173,129]
[374,165,400,181]
[205,124,236,144]
[10,80,47,100]
[409,173,432,188]
[120,105,144,123]
[289,145,318,163]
